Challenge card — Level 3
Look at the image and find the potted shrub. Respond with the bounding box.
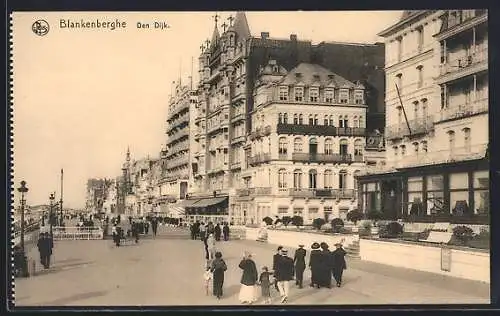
[379,221,403,239]
[282,216,292,228]
[312,218,326,231]
[346,209,363,226]
[451,225,474,246]
[291,215,304,229]
[331,218,344,233]
[262,216,273,226]
[359,220,372,237]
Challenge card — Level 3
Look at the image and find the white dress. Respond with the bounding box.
[239,284,257,303]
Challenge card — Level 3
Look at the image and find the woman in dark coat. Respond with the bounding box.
[309,242,322,288]
[211,251,228,299]
[238,251,258,304]
[332,243,347,287]
[214,223,222,241]
[319,242,332,288]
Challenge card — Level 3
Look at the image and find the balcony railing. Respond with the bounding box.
[249,187,272,196]
[248,153,271,165]
[436,10,487,40]
[439,47,488,79]
[291,153,353,164]
[249,126,272,140]
[396,143,488,169]
[288,188,315,197]
[385,116,434,140]
[276,123,366,137]
[230,161,241,170]
[167,101,190,121]
[231,135,246,145]
[287,188,356,199]
[231,112,245,123]
[236,188,250,197]
[437,98,488,123]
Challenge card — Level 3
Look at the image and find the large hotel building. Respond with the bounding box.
[357,10,488,224]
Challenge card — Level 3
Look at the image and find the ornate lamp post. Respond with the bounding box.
[17,181,29,258]
[49,193,55,237]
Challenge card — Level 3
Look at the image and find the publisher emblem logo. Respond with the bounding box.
[32,20,49,36]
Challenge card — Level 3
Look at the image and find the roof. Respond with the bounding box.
[378,10,430,37]
[210,24,220,49]
[278,63,357,88]
[228,11,251,41]
[191,196,228,208]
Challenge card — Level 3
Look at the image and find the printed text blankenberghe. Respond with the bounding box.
[60,19,127,31]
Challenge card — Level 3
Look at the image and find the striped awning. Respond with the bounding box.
[178,199,201,207]
[192,197,228,208]
[168,206,185,218]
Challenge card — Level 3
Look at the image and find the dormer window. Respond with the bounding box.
[294,87,304,102]
[354,90,364,104]
[279,86,289,101]
[309,87,319,102]
[339,89,349,103]
[273,66,279,72]
[325,89,334,103]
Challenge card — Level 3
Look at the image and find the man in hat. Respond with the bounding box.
[309,242,321,288]
[293,244,306,288]
[275,249,294,303]
[332,242,347,287]
[272,246,283,292]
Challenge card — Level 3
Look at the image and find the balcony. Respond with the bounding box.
[353,155,364,163]
[230,161,241,170]
[236,188,250,197]
[277,123,337,136]
[436,98,488,123]
[385,117,434,140]
[249,126,272,140]
[337,127,366,137]
[248,153,271,166]
[396,143,488,169]
[230,135,246,145]
[249,187,272,196]
[437,47,488,84]
[434,10,487,41]
[288,188,356,199]
[231,112,245,123]
[291,153,353,164]
[167,101,190,121]
[289,188,315,198]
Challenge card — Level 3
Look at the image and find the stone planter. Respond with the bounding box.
[352,226,359,233]
[371,227,379,235]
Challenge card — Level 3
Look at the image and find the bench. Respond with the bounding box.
[419,231,453,244]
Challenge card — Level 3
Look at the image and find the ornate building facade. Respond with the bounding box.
[357,10,488,223]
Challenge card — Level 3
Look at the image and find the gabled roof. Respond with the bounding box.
[278,63,356,88]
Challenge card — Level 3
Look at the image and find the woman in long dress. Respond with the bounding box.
[211,251,228,299]
[238,251,258,304]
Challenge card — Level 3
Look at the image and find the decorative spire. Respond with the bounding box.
[212,12,220,25]
[227,15,234,27]
[232,11,251,40]
[126,146,130,162]
[221,22,227,32]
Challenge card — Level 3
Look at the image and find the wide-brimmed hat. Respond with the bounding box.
[298,244,304,247]
[281,249,288,254]
[311,242,320,249]
[320,242,329,250]
[334,242,343,247]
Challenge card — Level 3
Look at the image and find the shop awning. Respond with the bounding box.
[177,199,201,207]
[192,197,228,208]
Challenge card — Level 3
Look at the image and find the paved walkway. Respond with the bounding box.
[14,228,489,306]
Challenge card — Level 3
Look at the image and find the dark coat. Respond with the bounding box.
[309,249,322,269]
[294,248,307,269]
[222,225,229,235]
[239,258,258,286]
[275,256,294,281]
[272,253,282,272]
[332,248,347,270]
[211,258,227,296]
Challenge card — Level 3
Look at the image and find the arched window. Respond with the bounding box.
[413,142,419,155]
[448,130,456,153]
[393,146,399,157]
[324,115,329,126]
[324,138,333,155]
[353,116,359,128]
[293,114,298,124]
[314,114,319,125]
[283,113,288,124]
[293,169,303,189]
[309,169,317,189]
[299,114,303,124]
[309,137,318,154]
[278,137,288,156]
[421,140,428,153]
[339,170,348,189]
[463,128,471,152]
[413,101,419,120]
[309,114,314,125]
[294,137,303,153]
[339,139,349,156]
[329,115,335,126]
[400,144,406,156]
[324,170,333,189]
[353,170,361,191]
[354,139,363,156]
[278,169,287,188]
[278,113,283,124]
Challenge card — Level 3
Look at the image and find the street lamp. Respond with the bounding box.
[49,193,55,237]
[16,181,29,277]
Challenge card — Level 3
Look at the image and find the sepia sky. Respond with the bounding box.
[11,11,402,209]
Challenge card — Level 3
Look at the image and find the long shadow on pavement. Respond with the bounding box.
[33,261,94,277]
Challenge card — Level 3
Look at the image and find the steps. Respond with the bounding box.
[344,239,360,259]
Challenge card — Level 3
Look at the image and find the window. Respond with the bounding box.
[293,137,303,153]
[339,170,347,189]
[421,141,428,153]
[310,88,319,102]
[413,101,419,119]
[354,139,363,156]
[473,170,489,215]
[448,130,456,153]
[294,87,304,102]
[279,86,289,101]
[293,169,303,189]
[329,115,335,126]
[354,90,364,104]
[283,113,288,124]
[339,89,349,103]
[314,115,318,125]
[417,65,423,88]
[393,146,399,158]
[397,106,403,126]
[325,89,334,103]
[278,207,288,214]
[417,26,424,53]
[463,128,471,152]
[299,114,303,124]
[309,115,314,125]
[339,139,348,156]
[400,145,406,156]
[322,170,333,189]
[427,174,445,215]
[293,114,298,124]
[396,36,403,62]
[353,170,361,192]
[278,113,283,124]
[324,138,333,155]
[353,116,359,128]
[278,137,288,155]
[339,116,348,128]
[309,170,317,189]
[450,173,470,216]
[278,169,287,188]
[407,176,424,215]
[324,115,329,126]
[396,73,403,92]
[413,142,419,154]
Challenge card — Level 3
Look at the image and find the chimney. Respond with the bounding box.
[290,34,297,41]
[261,32,270,39]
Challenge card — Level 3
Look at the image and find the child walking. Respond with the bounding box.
[259,266,273,304]
[204,261,213,296]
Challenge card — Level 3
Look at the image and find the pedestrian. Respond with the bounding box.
[238,251,258,304]
[294,244,307,288]
[222,222,230,241]
[319,242,332,288]
[210,251,228,299]
[194,221,200,240]
[132,221,139,243]
[275,249,294,303]
[151,217,158,237]
[214,223,222,241]
[190,223,196,240]
[272,246,283,292]
[309,242,321,288]
[207,233,216,260]
[44,232,54,268]
[36,233,48,268]
[332,242,347,287]
[199,222,206,241]
[204,264,213,296]
[128,216,132,225]
[258,266,272,304]
[144,221,150,235]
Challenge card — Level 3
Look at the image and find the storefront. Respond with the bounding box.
[357,158,489,224]
[182,196,229,224]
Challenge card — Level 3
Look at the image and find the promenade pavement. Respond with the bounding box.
[14,227,490,306]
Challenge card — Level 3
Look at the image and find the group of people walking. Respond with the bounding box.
[308,242,347,288]
[190,221,230,242]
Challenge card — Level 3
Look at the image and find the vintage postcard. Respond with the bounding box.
[10,10,490,308]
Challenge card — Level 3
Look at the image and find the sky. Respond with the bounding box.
[12,11,403,209]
